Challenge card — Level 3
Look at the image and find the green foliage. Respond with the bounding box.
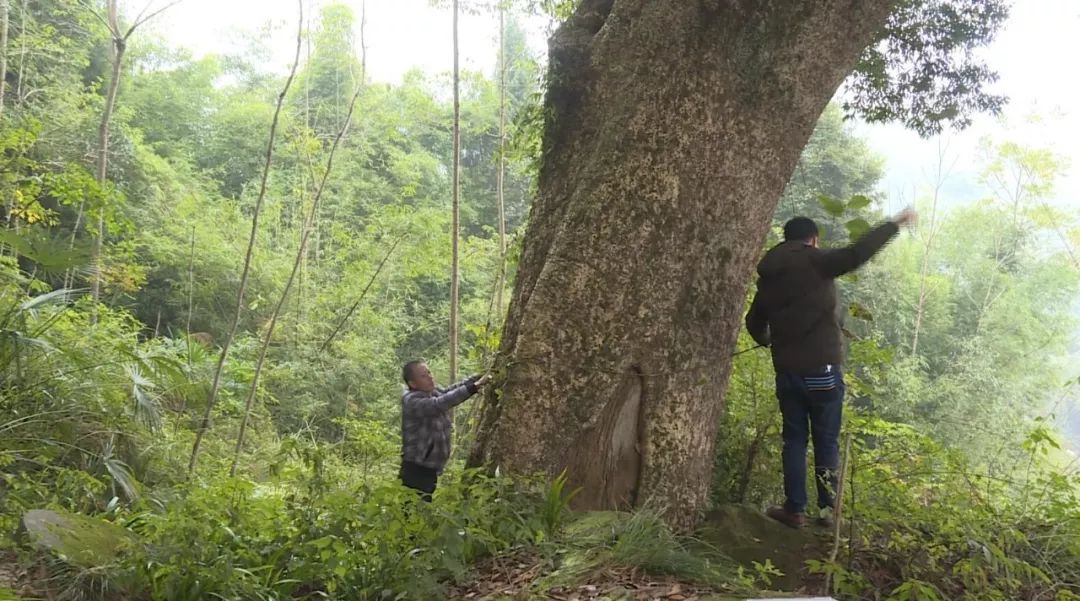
[775,104,885,239]
[847,0,1010,135]
[543,510,742,593]
[293,4,363,139]
[0,5,547,596]
[810,411,1080,600]
[733,559,785,591]
[712,328,778,507]
[127,469,553,600]
[0,262,201,548]
[850,170,1079,456]
[123,45,222,160]
[540,469,579,535]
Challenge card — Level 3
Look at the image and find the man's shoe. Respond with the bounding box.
[766,506,806,529]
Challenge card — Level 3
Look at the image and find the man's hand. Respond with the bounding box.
[464,373,491,394]
[892,206,918,228]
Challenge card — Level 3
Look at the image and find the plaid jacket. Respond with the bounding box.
[400,378,477,471]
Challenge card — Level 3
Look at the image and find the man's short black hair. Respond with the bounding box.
[402,360,425,384]
[783,217,819,242]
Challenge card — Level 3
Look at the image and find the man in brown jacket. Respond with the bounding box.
[746,208,915,528]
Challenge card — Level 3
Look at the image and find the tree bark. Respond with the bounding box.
[91,0,126,319]
[88,0,180,315]
[468,0,897,528]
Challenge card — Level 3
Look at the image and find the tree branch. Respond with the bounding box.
[126,0,183,38]
[318,237,401,355]
[79,1,111,34]
[230,0,368,477]
[188,0,304,475]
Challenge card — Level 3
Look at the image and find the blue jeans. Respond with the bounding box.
[776,366,844,514]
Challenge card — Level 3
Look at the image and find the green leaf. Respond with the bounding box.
[818,195,846,217]
[18,288,82,313]
[847,195,872,210]
[845,218,871,239]
[104,457,141,501]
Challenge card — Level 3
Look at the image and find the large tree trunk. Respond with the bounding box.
[468,0,896,528]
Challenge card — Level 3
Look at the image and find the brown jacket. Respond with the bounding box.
[745,221,899,372]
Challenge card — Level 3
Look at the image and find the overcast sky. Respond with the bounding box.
[139,0,1080,216]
